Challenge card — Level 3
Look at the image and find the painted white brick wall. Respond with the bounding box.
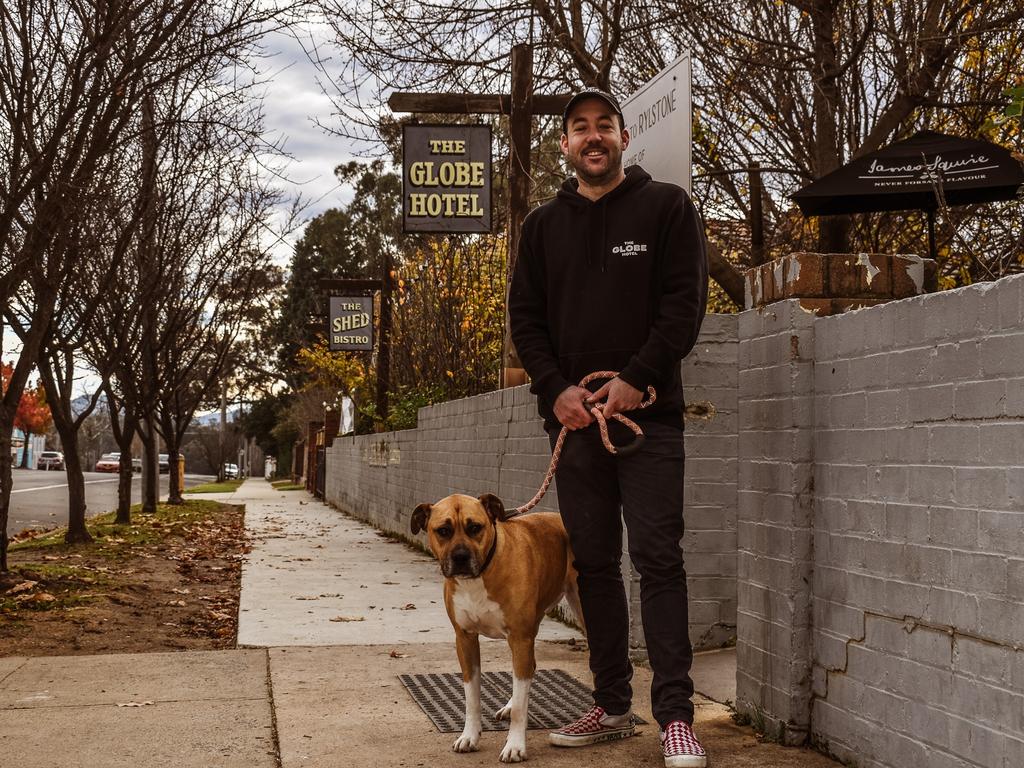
[734,273,1024,765]
[807,273,1024,768]
[324,315,740,652]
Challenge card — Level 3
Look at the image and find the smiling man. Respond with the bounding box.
[509,87,710,768]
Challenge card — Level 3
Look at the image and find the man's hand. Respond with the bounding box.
[587,377,643,419]
[553,386,596,430]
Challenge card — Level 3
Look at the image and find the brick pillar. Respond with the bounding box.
[736,251,935,743]
[744,252,937,315]
[736,299,816,745]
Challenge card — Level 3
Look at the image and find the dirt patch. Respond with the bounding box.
[0,500,247,656]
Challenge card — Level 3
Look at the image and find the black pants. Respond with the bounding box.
[549,420,695,728]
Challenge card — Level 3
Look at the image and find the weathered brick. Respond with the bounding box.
[928,506,979,550]
[979,332,1024,377]
[908,383,956,422]
[950,376,1007,417]
[907,624,953,669]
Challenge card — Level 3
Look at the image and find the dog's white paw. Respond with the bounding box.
[499,739,527,763]
[493,702,513,720]
[452,731,480,753]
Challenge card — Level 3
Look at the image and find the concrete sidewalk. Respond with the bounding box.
[0,479,838,767]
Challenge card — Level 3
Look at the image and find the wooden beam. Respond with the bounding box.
[318,278,383,291]
[387,91,571,116]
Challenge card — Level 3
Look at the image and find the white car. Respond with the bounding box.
[38,451,65,471]
[223,463,239,479]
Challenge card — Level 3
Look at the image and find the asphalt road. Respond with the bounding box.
[6,468,215,536]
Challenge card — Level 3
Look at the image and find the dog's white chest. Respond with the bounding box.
[451,579,507,639]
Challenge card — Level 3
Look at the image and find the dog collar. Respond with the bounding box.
[478,526,499,574]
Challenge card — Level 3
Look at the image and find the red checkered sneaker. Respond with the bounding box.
[549,705,635,747]
[661,720,707,767]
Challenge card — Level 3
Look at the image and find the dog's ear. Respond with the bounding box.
[478,493,506,522]
[411,503,432,535]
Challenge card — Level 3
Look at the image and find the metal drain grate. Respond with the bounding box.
[399,668,646,733]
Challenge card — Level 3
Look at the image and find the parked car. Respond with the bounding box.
[132,457,143,472]
[94,452,121,472]
[38,451,65,471]
[222,463,239,479]
[158,453,169,473]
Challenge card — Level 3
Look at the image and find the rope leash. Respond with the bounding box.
[511,371,656,516]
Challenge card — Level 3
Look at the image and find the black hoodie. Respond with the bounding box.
[509,165,708,430]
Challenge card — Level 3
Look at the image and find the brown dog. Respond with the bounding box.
[411,493,583,763]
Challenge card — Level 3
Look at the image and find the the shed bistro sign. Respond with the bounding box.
[328,296,373,352]
[402,124,492,233]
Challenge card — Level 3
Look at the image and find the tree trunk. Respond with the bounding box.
[1,320,52,571]
[810,0,850,254]
[218,378,227,482]
[707,242,747,307]
[141,416,159,513]
[59,428,93,544]
[115,419,138,525]
[35,353,92,544]
[116,450,134,524]
[0,428,12,572]
[18,431,31,468]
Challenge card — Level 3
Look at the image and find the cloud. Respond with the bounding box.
[258,26,370,263]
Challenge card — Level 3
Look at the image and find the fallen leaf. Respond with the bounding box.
[168,600,186,607]
[116,701,154,708]
[400,603,416,610]
[330,616,365,622]
[389,650,409,659]
[5,580,38,595]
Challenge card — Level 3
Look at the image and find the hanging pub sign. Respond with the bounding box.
[402,124,492,233]
[328,296,374,351]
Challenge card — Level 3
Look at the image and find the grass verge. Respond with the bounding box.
[1,499,246,655]
[185,479,244,494]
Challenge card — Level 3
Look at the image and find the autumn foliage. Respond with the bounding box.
[3,363,53,466]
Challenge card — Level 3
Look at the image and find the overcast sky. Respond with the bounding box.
[1,26,365,394]
[259,25,367,264]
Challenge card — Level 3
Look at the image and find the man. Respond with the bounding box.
[508,87,709,768]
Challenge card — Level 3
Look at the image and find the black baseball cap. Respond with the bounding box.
[561,87,625,132]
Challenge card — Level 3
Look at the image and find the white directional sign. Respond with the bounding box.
[621,53,692,193]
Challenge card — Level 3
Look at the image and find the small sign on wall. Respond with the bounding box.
[328,296,374,351]
[402,124,492,233]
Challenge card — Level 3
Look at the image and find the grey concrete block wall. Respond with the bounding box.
[324,314,740,653]
[734,273,1024,766]
[734,300,817,745]
[807,273,1024,768]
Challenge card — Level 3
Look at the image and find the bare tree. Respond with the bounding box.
[629,0,1024,270]
[318,0,1024,307]
[0,0,296,568]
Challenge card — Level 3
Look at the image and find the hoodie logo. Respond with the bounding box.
[611,240,648,256]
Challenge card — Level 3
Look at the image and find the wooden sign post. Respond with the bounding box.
[319,277,390,428]
[388,44,571,388]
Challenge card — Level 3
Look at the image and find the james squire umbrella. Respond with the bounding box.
[791,130,1024,260]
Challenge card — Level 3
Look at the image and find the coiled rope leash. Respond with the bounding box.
[512,371,656,516]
